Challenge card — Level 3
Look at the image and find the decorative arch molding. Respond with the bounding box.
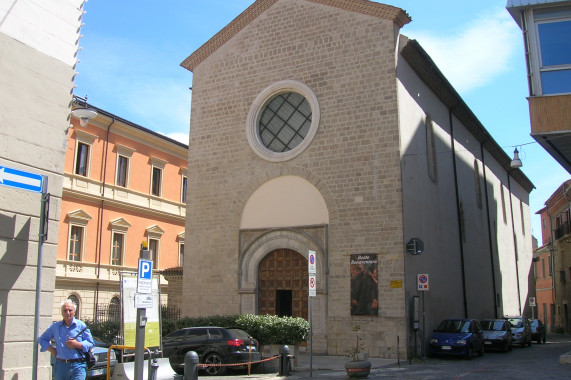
[237,166,339,223]
[238,227,327,292]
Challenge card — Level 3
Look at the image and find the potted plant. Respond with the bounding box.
[344,325,371,378]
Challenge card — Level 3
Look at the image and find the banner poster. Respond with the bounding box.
[121,274,161,347]
[350,254,378,316]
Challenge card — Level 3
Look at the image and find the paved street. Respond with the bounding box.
[200,333,571,380]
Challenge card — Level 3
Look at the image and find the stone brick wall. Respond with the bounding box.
[184,0,406,357]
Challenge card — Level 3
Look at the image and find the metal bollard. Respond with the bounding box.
[183,351,199,380]
[149,349,159,380]
[279,345,290,376]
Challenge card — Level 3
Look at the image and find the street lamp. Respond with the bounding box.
[71,107,98,127]
[511,148,522,168]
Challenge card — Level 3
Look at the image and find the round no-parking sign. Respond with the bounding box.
[417,274,429,291]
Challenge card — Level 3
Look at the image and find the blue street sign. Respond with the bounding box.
[138,259,153,280]
[0,165,43,193]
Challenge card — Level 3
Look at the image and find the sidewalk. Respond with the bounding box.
[202,351,398,379]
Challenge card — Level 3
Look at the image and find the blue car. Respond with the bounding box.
[429,319,484,359]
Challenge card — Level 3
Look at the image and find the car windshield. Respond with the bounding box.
[435,320,470,333]
[481,320,506,331]
[507,318,523,328]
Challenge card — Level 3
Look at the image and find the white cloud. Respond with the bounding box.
[407,10,521,93]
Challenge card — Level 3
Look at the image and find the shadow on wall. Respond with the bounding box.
[0,213,30,374]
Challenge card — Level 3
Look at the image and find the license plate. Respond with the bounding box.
[441,346,452,350]
[90,368,104,376]
[246,346,257,351]
[485,341,492,345]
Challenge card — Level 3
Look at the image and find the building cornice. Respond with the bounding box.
[180,0,410,72]
[62,180,186,222]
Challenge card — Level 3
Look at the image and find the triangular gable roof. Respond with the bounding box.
[181,0,411,72]
[146,224,165,236]
[109,217,131,230]
[67,209,92,223]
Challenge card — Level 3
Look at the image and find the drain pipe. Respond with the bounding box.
[94,116,115,320]
[449,108,468,318]
[481,140,499,317]
[507,172,522,315]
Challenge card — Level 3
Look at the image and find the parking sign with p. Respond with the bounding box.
[137,259,153,294]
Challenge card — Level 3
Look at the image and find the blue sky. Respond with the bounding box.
[75,0,569,240]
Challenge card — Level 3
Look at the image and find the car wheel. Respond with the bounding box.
[202,352,226,376]
[465,346,473,360]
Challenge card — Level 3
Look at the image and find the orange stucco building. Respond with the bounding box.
[53,96,187,321]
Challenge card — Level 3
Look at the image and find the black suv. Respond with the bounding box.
[162,327,261,375]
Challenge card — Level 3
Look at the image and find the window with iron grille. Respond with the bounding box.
[259,92,311,152]
[247,80,320,162]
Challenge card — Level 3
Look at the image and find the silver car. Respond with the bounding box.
[503,316,532,347]
[481,319,513,352]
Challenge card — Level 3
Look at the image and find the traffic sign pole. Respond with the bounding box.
[307,251,316,377]
[134,242,151,380]
[28,173,47,380]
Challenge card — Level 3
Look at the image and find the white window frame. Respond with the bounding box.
[181,168,188,204]
[68,224,85,261]
[109,218,131,266]
[73,130,97,177]
[66,209,92,261]
[146,224,164,269]
[148,238,160,270]
[526,6,571,95]
[115,145,135,188]
[150,157,167,197]
[111,231,126,266]
[178,231,185,267]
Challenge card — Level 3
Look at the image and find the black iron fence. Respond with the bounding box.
[95,304,181,322]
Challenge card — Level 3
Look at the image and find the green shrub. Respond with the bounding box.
[234,314,309,345]
[85,314,309,346]
[84,320,120,344]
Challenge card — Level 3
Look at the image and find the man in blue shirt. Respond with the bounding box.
[39,300,94,380]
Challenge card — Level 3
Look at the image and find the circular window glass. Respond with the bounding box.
[247,80,320,162]
[259,92,312,152]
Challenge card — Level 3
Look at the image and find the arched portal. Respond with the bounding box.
[258,249,308,318]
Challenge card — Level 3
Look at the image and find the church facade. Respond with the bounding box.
[180,0,534,357]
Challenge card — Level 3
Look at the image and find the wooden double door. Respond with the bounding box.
[258,249,308,319]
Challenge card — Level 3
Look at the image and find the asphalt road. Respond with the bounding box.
[210,333,571,379]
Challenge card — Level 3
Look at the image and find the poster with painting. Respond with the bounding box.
[350,254,378,316]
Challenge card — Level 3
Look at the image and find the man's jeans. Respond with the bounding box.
[53,360,86,380]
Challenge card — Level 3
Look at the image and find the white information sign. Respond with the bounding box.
[309,274,317,297]
[308,251,316,274]
[134,293,153,309]
[122,275,161,347]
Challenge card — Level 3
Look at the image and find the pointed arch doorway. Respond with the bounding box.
[258,249,308,319]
